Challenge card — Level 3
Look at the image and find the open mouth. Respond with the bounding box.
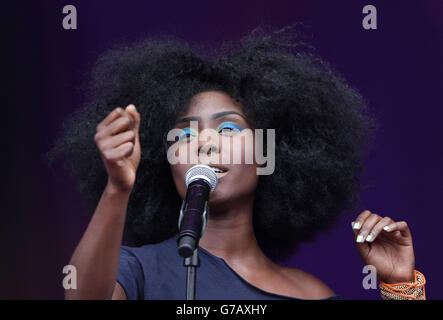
[210,167,227,173]
[209,165,229,177]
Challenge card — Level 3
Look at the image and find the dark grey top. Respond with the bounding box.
[117,233,340,300]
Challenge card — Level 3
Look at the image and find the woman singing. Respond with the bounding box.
[47,25,424,300]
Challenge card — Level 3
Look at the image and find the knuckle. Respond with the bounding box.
[96,140,104,150]
[384,216,392,223]
[127,130,135,139]
[374,223,385,232]
[102,150,111,160]
[359,226,370,234]
[371,212,380,218]
[359,210,370,218]
[121,117,131,126]
[94,132,102,143]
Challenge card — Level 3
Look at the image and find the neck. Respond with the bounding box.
[198,196,270,268]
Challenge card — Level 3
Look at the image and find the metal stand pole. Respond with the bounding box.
[184,248,199,300]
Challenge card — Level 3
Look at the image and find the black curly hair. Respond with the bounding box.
[46,24,376,260]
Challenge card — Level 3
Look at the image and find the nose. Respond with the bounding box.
[198,138,219,156]
[193,126,222,165]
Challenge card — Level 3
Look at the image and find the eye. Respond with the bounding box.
[217,122,244,136]
[175,127,197,142]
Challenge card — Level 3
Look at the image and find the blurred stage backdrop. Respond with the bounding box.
[1,0,442,299]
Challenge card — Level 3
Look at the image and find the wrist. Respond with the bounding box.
[381,270,415,284]
[105,181,133,196]
[380,270,426,300]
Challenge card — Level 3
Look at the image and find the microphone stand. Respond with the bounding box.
[184,248,199,300]
[177,200,209,300]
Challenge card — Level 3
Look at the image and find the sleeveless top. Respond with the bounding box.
[117,233,340,300]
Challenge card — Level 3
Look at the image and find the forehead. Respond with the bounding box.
[184,91,244,117]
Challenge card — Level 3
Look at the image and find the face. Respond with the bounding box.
[169,91,259,209]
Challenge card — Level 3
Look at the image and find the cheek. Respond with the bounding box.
[220,133,255,165]
[171,140,199,165]
[242,164,259,190]
[170,164,188,199]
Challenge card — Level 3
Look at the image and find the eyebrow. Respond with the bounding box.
[175,111,247,125]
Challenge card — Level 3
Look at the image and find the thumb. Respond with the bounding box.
[125,104,140,137]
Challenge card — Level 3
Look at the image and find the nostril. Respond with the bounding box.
[199,146,217,154]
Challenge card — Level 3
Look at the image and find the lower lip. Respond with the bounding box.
[215,171,229,179]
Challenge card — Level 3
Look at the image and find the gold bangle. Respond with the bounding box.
[379,270,426,300]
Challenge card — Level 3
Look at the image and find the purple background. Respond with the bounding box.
[2,0,442,299]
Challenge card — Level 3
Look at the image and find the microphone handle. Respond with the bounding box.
[177,179,210,258]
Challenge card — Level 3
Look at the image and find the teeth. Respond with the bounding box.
[210,167,225,173]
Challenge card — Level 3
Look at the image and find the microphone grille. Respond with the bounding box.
[185,164,218,192]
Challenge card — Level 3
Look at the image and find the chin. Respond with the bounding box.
[208,189,229,206]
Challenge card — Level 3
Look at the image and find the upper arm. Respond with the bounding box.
[112,282,128,300]
[117,246,145,299]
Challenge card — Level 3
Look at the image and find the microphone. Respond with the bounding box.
[177,164,218,258]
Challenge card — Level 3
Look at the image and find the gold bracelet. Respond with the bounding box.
[379,270,426,300]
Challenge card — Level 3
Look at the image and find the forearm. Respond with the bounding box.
[65,183,131,300]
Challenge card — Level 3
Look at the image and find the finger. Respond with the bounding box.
[384,221,411,238]
[125,105,139,127]
[364,216,393,243]
[102,142,134,163]
[125,104,140,138]
[352,210,371,231]
[355,213,382,243]
[95,116,132,141]
[98,130,135,151]
[97,107,123,132]
[105,115,135,136]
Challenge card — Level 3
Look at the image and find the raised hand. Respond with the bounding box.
[94,104,141,194]
[352,210,415,284]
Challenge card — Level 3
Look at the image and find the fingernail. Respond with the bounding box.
[353,222,361,230]
[356,234,364,243]
[383,226,390,231]
[366,233,374,242]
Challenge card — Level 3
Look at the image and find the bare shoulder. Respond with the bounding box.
[278,265,336,299]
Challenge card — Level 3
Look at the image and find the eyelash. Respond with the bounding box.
[216,122,244,135]
[174,122,244,141]
[174,128,197,141]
